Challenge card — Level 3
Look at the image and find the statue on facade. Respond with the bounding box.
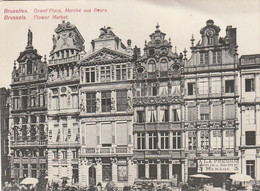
[27,29,33,47]
[52,35,57,49]
[127,96,133,112]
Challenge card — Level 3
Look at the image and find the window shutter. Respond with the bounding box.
[101,123,112,144]
[225,104,235,119]
[188,107,197,121]
[86,124,96,147]
[213,104,222,120]
[116,123,127,145]
[200,104,209,114]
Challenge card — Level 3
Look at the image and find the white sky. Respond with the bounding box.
[0,0,260,88]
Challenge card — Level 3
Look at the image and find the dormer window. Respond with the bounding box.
[148,61,156,72]
[160,59,168,71]
[149,49,155,56]
[27,60,32,75]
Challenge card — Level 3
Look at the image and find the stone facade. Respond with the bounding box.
[0,87,10,185]
[5,19,260,188]
[78,26,134,188]
[9,29,48,183]
[239,54,260,180]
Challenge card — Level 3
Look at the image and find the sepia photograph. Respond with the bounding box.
[0,0,260,190]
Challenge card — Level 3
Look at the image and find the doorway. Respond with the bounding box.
[89,166,96,186]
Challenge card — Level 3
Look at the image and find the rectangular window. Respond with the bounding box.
[246,160,255,178]
[53,151,58,159]
[149,164,157,179]
[173,132,182,149]
[212,130,221,149]
[60,95,67,109]
[86,93,96,113]
[161,164,169,179]
[72,151,78,159]
[159,82,168,96]
[226,130,234,149]
[137,133,146,149]
[245,79,255,92]
[116,122,127,146]
[211,77,221,93]
[149,132,158,149]
[200,52,209,65]
[137,110,145,123]
[225,80,234,93]
[213,104,222,120]
[147,107,157,122]
[245,109,255,124]
[116,90,127,111]
[71,94,78,109]
[62,151,67,159]
[85,68,95,83]
[101,66,111,82]
[138,164,145,178]
[173,108,180,122]
[188,83,195,95]
[116,65,127,81]
[200,104,209,120]
[101,123,112,146]
[246,131,256,145]
[117,165,128,181]
[102,164,112,181]
[161,132,169,149]
[148,61,156,72]
[159,107,169,122]
[213,51,222,64]
[225,104,235,119]
[199,78,208,94]
[201,130,209,150]
[101,91,111,112]
[148,82,157,96]
[188,106,197,121]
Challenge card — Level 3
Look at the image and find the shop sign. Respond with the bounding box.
[197,159,239,173]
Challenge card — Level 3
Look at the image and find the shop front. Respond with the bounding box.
[196,159,239,188]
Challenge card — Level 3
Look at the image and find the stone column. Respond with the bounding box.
[145,133,149,149]
[67,149,73,184]
[181,161,185,182]
[169,161,173,180]
[241,150,246,174]
[241,106,246,146]
[157,160,161,180]
[158,132,161,149]
[197,131,201,150]
[95,158,102,185]
[128,158,134,185]
[112,158,118,184]
[256,105,260,145]
[145,160,149,179]
[169,132,173,149]
[256,149,260,180]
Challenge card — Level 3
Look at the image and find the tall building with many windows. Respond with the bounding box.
[78,26,134,188]
[132,24,185,187]
[1,87,10,184]
[183,20,240,188]
[47,21,85,183]
[9,29,48,183]
[239,54,260,180]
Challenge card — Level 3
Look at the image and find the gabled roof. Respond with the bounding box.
[79,47,132,65]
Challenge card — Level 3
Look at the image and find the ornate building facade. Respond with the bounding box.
[239,54,260,180]
[78,27,135,188]
[1,87,10,184]
[183,20,240,188]
[132,25,185,187]
[9,30,48,183]
[47,21,85,184]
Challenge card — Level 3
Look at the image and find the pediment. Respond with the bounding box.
[80,48,132,65]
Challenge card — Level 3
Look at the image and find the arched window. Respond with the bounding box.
[148,61,156,72]
[160,59,168,71]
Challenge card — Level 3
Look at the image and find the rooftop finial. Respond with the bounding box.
[191,34,195,47]
[156,22,160,31]
[44,55,47,62]
[13,60,16,68]
[183,48,187,60]
[175,46,177,53]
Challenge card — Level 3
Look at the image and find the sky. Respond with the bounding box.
[0,0,260,88]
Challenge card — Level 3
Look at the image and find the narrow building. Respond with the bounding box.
[0,87,10,184]
[47,20,85,184]
[78,27,134,188]
[133,24,185,188]
[184,20,240,188]
[9,29,48,183]
[239,54,260,180]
